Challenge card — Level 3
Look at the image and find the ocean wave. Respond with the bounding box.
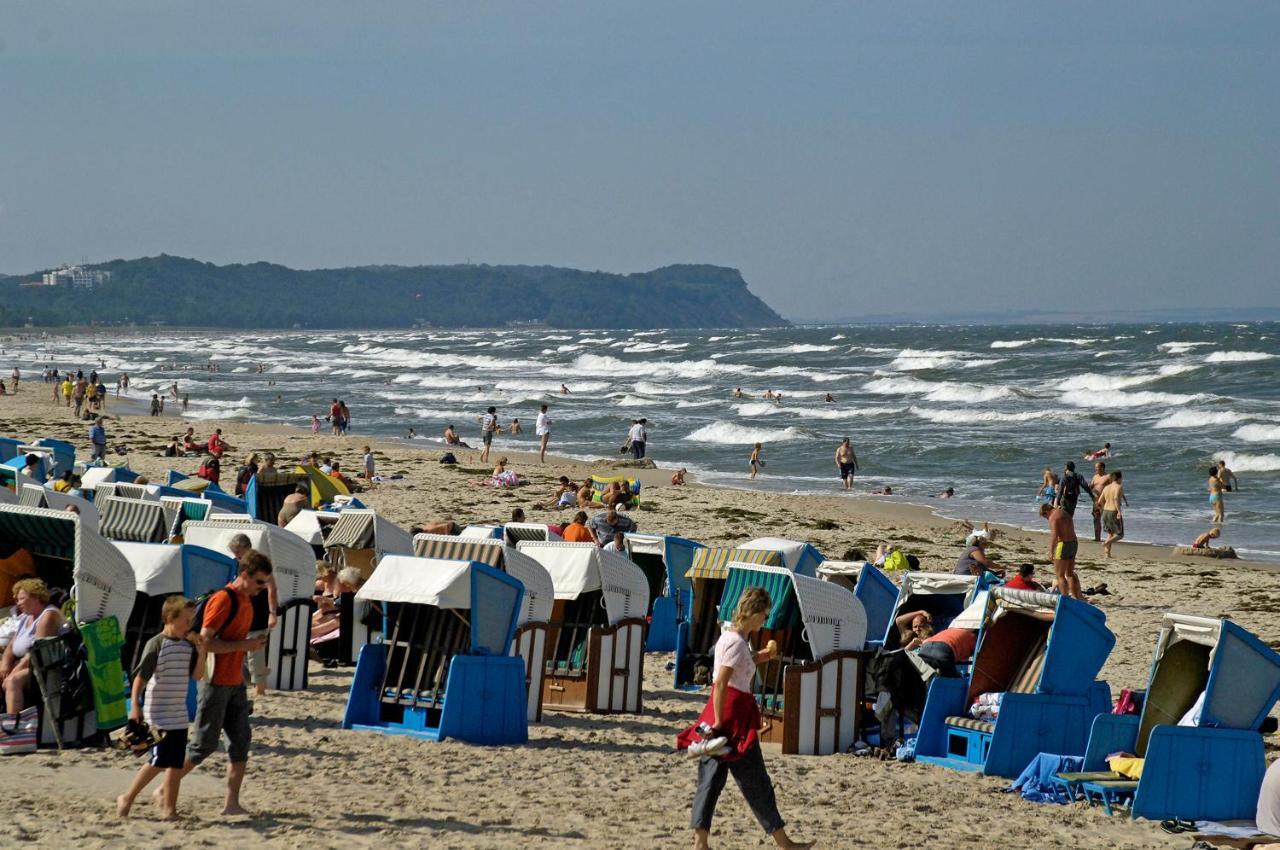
[184,406,257,421]
[748,343,838,355]
[909,406,1060,424]
[1205,351,1276,363]
[1060,389,1206,409]
[493,379,608,393]
[675,399,718,408]
[394,406,472,421]
[863,377,1014,403]
[1233,424,1280,443]
[736,402,784,417]
[566,353,753,381]
[614,395,656,407]
[1215,451,1280,472]
[683,423,804,444]
[990,339,1036,349]
[622,342,665,353]
[634,381,710,396]
[1157,341,1213,353]
[1153,411,1244,429]
[1057,364,1195,392]
[830,334,847,340]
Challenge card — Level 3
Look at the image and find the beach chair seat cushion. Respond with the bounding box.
[1057,770,1122,784]
[944,715,994,734]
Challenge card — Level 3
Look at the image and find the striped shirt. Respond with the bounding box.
[135,634,197,730]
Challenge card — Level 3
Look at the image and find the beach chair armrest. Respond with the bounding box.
[915,675,970,760]
[1084,712,1139,768]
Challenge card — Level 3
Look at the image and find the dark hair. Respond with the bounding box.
[559,476,570,484]
[229,533,252,549]
[1111,470,1122,481]
[487,406,496,414]
[1095,461,1105,470]
[511,508,525,522]
[239,550,274,577]
[295,483,310,496]
[1065,461,1076,472]
[574,511,588,523]
[1019,563,1035,577]
[541,404,548,412]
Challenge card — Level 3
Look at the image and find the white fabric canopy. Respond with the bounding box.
[517,541,600,599]
[111,541,184,595]
[182,519,313,603]
[740,537,806,571]
[357,555,474,608]
[283,509,341,545]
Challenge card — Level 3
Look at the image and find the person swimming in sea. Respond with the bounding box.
[1083,442,1111,461]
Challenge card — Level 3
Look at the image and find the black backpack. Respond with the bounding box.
[192,587,240,638]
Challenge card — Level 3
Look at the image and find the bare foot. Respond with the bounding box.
[151,787,165,807]
[222,803,250,816]
[255,682,266,697]
[159,809,178,821]
[116,794,133,817]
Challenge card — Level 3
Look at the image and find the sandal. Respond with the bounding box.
[1158,818,1196,834]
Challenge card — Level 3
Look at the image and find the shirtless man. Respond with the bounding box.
[1216,459,1239,492]
[834,438,858,491]
[1041,502,1083,599]
[1099,470,1128,558]
[1089,462,1110,542]
[1208,469,1225,523]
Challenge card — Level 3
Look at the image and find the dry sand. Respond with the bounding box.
[2,387,1277,849]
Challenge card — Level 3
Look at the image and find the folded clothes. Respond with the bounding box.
[969,691,1004,723]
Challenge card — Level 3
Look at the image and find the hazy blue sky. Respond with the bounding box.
[2,2,1277,319]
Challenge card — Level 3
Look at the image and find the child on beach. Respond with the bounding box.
[311,415,321,434]
[749,443,764,480]
[117,596,207,819]
[671,468,687,486]
[362,446,376,485]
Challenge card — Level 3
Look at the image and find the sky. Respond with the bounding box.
[1,2,1278,320]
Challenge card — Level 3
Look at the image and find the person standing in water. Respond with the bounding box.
[835,438,858,491]
[1089,461,1110,542]
[749,443,763,480]
[1216,459,1240,492]
[1208,468,1225,523]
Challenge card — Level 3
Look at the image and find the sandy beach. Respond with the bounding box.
[2,387,1276,849]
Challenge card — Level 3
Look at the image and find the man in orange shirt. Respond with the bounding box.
[178,550,271,815]
[561,511,596,544]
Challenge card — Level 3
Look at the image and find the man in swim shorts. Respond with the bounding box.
[835,438,858,491]
[1099,470,1127,558]
[1089,462,1110,542]
[1042,502,1082,599]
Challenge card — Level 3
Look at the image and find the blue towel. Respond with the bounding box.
[1008,753,1083,804]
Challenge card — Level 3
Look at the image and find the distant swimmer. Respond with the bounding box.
[509,418,523,435]
[762,389,776,400]
[733,387,744,398]
[407,427,416,439]
[1083,442,1111,461]
[1216,459,1239,492]
[937,487,955,498]
[824,393,835,403]
[560,384,570,395]
[835,438,858,491]
[871,486,894,496]
[1208,468,1225,523]
[1192,527,1221,549]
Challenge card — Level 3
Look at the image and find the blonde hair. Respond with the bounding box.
[731,587,772,631]
[12,578,51,604]
[315,560,338,579]
[337,567,364,588]
[162,595,195,623]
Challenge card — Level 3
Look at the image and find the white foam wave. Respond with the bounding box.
[675,399,718,409]
[493,379,608,393]
[830,334,847,340]
[614,395,655,407]
[990,339,1036,349]
[1205,351,1276,363]
[683,423,804,444]
[1060,389,1206,409]
[736,402,784,417]
[909,406,1059,424]
[1153,411,1243,429]
[623,342,665,353]
[863,377,1013,403]
[1158,341,1213,353]
[1057,364,1195,393]
[1233,424,1280,443]
[633,381,710,396]
[1215,451,1280,472]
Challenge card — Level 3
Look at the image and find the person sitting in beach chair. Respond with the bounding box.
[311,567,363,643]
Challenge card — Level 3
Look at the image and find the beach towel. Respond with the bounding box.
[1107,755,1144,780]
[78,617,128,731]
[676,686,761,763]
[0,706,38,755]
[1008,753,1083,803]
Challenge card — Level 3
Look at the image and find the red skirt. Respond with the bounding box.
[675,686,762,763]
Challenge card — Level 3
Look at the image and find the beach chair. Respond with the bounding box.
[158,495,224,540]
[182,519,316,690]
[675,545,785,689]
[816,561,899,649]
[879,571,994,652]
[737,537,824,577]
[282,508,342,555]
[460,524,504,540]
[0,503,137,629]
[0,484,14,505]
[720,562,871,755]
[516,541,650,714]
[30,438,75,478]
[109,541,238,671]
[97,496,171,543]
[914,588,1114,778]
[503,522,563,546]
[293,464,350,508]
[243,470,310,522]
[321,508,414,580]
[2,451,49,484]
[410,533,554,722]
[623,533,703,652]
[342,556,528,745]
[0,436,22,465]
[1068,615,1280,821]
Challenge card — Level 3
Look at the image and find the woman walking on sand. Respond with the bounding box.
[679,588,813,850]
[749,443,764,480]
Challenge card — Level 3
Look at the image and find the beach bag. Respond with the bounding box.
[439,453,457,465]
[0,706,38,755]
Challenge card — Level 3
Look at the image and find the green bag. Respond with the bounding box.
[77,616,129,731]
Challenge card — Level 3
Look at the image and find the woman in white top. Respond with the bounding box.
[1,578,66,715]
[691,587,812,850]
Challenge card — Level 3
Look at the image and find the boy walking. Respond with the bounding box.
[117,596,207,819]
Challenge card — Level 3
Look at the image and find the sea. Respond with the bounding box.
[5,322,1279,560]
